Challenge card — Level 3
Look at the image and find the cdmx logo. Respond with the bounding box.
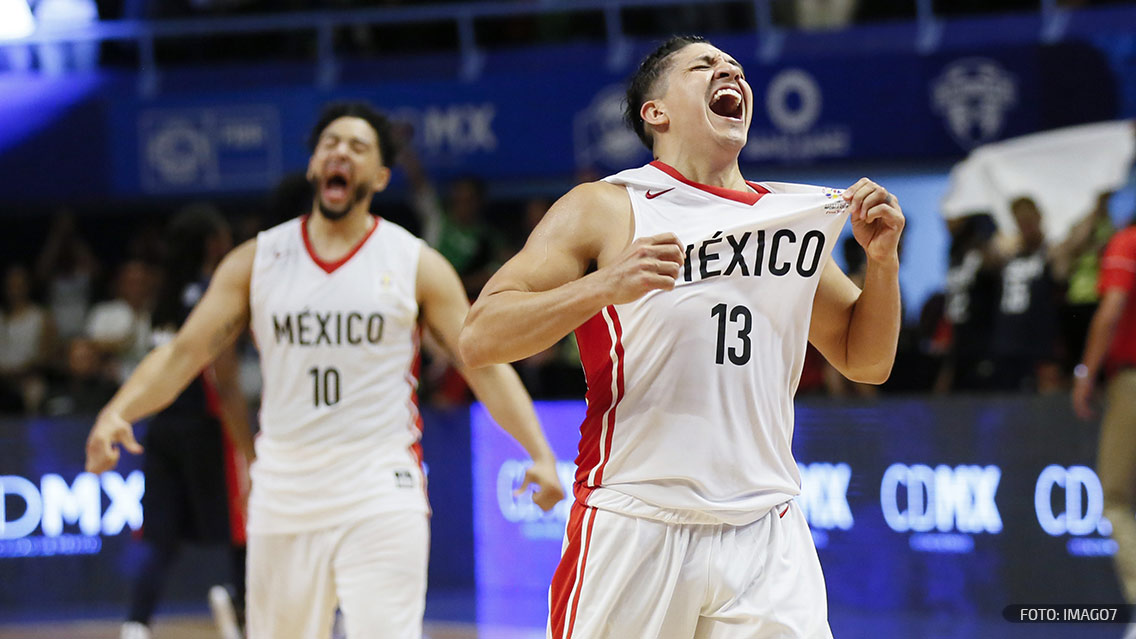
[797,462,853,531]
[1,472,144,544]
[1035,465,1116,557]
[880,463,1002,539]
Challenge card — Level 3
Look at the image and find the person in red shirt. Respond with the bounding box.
[1073,219,1136,604]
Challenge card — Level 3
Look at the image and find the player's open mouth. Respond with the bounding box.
[322,170,352,203]
[709,86,744,121]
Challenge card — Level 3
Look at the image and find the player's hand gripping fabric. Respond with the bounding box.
[519,457,565,512]
[845,178,905,262]
[598,233,685,305]
[86,410,143,473]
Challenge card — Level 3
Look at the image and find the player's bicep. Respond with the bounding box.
[479,183,618,298]
[174,240,255,362]
[808,257,860,369]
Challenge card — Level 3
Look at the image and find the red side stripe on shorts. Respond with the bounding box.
[572,306,625,501]
[550,501,597,639]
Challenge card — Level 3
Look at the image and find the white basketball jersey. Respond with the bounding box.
[576,161,850,525]
[247,216,428,534]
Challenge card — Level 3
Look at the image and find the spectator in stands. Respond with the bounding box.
[937,214,1000,392]
[86,260,155,384]
[400,134,506,299]
[990,197,1061,392]
[1051,191,1115,378]
[36,210,100,343]
[0,264,55,414]
[42,336,116,416]
[1072,211,1136,608]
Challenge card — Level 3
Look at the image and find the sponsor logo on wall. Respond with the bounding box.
[1035,465,1117,557]
[139,105,281,193]
[744,68,851,162]
[573,84,649,170]
[881,463,1003,554]
[930,57,1018,149]
[1,472,144,557]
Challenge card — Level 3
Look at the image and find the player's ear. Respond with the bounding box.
[372,166,392,193]
[641,99,668,131]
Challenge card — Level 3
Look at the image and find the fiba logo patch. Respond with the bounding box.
[931,58,1017,149]
[573,85,648,170]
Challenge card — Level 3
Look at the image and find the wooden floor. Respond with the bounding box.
[0,615,544,639]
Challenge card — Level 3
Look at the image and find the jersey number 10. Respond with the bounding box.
[309,367,342,407]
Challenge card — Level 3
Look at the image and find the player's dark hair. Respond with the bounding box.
[624,35,707,152]
[307,101,399,168]
[152,204,228,330]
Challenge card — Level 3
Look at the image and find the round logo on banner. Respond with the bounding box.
[145,120,211,186]
[765,69,823,134]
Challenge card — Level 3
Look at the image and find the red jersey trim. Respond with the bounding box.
[572,306,625,502]
[300,214,381,274]
[649,160,769,205]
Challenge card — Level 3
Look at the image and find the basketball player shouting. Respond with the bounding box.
[460,36,904,639]
[86,101,564,639]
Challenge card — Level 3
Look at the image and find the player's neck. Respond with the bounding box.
[307,206,375,246]
[654,143,746,191]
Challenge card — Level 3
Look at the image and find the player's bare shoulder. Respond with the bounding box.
[216,238,257,288]
[537,180,633,262]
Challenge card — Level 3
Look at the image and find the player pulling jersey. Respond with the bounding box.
[575,161,850,525]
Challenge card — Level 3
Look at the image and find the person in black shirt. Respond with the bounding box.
[119,205,255,639]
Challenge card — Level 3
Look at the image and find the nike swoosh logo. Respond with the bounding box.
[645,188,675,200]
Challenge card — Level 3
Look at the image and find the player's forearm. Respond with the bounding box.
[461,363,556,463]
[461,274,610,367]
[100,341,207,424]
[843,256,901,384]
[210,350,257,459]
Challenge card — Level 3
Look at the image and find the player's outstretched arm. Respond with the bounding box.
[809,178,904,384]
[417,247,564,511]
[459,181,683,367]
[85,240,256,473]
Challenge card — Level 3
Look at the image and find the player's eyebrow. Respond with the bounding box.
[691,54,745,75]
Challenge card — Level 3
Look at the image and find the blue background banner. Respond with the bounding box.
[1,11,1133,203]
[472,397,1123,628]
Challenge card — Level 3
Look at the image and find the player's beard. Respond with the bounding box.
[311,179,369,221]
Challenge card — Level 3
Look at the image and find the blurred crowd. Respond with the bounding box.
[803,191,1129,399]
[2,137,1130,418]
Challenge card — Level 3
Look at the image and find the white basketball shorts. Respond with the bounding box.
[246,510,429,639]
[548,500,832,639]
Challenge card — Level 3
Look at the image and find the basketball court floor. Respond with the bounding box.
[0,595,1126,639]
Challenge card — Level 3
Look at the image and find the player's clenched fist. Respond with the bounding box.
[85,411,143,473]
[843,177,905,263]
[599,233,685,305]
